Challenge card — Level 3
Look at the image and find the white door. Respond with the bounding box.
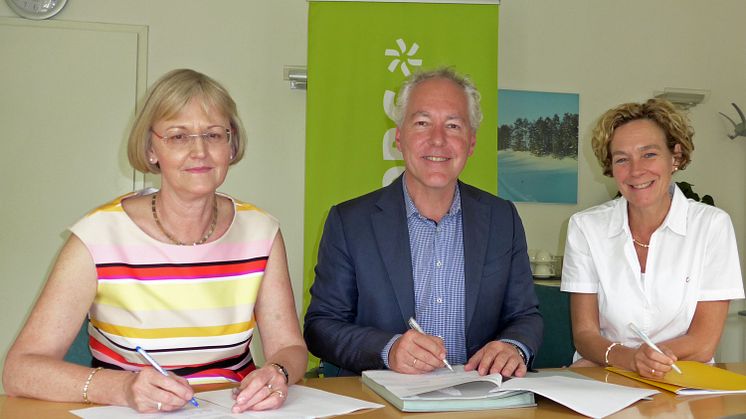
[0,18,147,375]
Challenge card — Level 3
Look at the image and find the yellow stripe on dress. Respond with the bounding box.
[95,274,262,311]
[90,318,256,339]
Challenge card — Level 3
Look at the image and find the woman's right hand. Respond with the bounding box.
[632,343,677,379]
[124,368,195,413]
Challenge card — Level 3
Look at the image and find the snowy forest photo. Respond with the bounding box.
[497,90,579,204]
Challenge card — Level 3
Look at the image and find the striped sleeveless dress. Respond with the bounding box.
[70,191,278,384]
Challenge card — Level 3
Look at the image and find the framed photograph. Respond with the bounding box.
[498,89,579,204]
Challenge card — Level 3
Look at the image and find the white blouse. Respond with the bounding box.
[561,185,743,349]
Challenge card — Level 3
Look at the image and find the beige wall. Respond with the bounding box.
[1,0,744,389]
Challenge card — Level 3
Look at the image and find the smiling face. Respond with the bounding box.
[610,119,681,212]
[395,77,476,196]
[148,97,232,199]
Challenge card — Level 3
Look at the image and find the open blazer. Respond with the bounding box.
[304,175,543,375]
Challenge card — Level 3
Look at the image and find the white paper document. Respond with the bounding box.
[70,385,383,419]
[501,375,659,418]
[362,365,503,398]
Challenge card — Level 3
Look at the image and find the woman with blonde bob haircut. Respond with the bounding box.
[561,98,743,378]
[128,69,246,174]
[4,69,307,413]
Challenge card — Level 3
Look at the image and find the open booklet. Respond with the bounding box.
[363,365,659,417]
[363,366,534,412]
[607,361,746,395]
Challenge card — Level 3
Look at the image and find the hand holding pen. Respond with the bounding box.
[628,323,683,376]
[386,317,453,374]
[407,317,454,372]
[134,346,199,411]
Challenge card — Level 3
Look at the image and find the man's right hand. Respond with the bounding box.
[387,329,448,374]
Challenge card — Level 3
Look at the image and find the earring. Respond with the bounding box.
[149,158,157,164]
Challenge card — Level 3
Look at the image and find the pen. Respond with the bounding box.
[407,317,455,372]
[628,323,682,374]
[135,346,200,406]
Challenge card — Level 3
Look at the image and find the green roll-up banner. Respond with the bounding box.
[304,0,499,369]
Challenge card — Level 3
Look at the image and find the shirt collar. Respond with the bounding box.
[402,173,462,220]
[607,183,688,238]
[663,183,688,235]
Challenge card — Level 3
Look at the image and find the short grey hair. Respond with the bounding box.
[392,67,483,132]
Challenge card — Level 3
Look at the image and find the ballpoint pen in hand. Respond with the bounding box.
[628,323,683,374]
[407,317,455,372]
[135,346,200,406]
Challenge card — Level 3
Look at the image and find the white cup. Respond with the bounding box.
[534,263,553,277]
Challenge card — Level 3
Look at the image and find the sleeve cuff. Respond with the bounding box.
[381,334,402,368]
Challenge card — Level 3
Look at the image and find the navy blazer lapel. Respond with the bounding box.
[371,177,415,325]
[460,182,490,332]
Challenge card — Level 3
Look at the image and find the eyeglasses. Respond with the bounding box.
[151,126,231,148]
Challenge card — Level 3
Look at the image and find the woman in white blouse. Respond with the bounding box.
[561,98,743,378]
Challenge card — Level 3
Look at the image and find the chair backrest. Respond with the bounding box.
[64,319,93,367]
[532,283,575,368]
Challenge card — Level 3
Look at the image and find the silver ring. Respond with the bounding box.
[156,402,162,411]
[271,390,285,399]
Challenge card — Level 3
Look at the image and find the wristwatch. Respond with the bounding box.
[270,362,289,384]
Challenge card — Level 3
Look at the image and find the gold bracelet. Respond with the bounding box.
[82,367,103,404]
[604,342,622,366]
[269,362,289,384]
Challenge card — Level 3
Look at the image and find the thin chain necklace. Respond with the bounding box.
[632,237,650,248]
[151,193,217,245]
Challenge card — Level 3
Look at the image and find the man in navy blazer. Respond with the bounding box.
[304,68,542,376]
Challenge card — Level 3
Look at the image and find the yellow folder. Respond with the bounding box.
[607,361,746,395]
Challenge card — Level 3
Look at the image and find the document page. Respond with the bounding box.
[71,385,383,419]
[502,375,659,418]
[362,365,503,398]
[408,381,525,401]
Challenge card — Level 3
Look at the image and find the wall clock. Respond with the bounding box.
[6,0,68,20]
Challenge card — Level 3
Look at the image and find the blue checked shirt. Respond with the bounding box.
[381,179,531,367]
[403,181,466,364]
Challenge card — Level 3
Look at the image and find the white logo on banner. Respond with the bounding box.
[385,38,422,77]
[382,38,422,187]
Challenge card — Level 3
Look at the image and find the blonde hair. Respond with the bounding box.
[127,69,246,173]
[591,98,694,177]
